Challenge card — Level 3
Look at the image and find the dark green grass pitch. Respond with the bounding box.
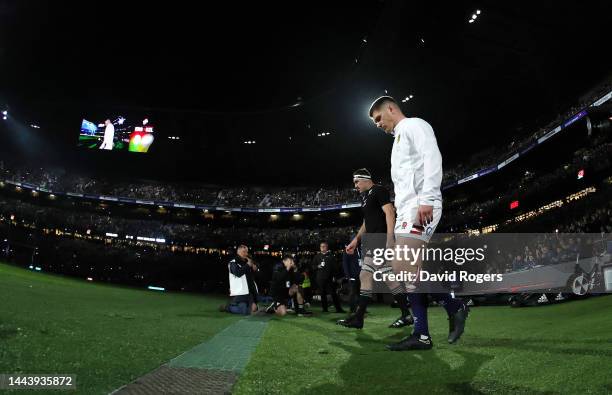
[234,296,612,395]
[0,263,241,394]
[2,261,612,395]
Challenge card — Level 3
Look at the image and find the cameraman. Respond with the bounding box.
[220,245,258,315]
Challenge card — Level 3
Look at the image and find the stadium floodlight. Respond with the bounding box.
[1,110,6,115]
[30,124,40,129]
[469,19,474,23]
[472,14,477,19]
[410,95,414,98]
[476,9,481,14]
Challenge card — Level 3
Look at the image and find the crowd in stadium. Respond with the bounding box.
[500,234,597,272]
[0,196,356,248]
[1,176,610,252]
[441,137,611,231]
[1,160,360,207]
[439,82,612,183]
[1,131,609,211]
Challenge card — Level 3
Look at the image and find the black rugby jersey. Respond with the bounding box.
[361,185,391,233]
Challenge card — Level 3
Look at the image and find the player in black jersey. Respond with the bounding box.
[266,256,313,317]
[337,168,413,329]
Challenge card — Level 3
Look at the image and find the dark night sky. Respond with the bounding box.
[0,1,610,186]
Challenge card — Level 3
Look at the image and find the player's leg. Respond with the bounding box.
[222,295,251,315]
[275,304,288,316]
[430,293,469,344]
[386,234,433,350]
[329,278,345,313]
[377,256,413,328]
[389,207,468,348]
[337,257,375,328]
[387,283,414,328]
[290,285,312,316]
[386,206,436,350]
[356,257,375,319]
[317,273,330,312]
[348,278,360,313]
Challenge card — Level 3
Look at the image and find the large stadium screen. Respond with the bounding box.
[78,116,155,153]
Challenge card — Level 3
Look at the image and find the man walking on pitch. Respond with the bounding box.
[337,168,413,329]
[368,96,469,351]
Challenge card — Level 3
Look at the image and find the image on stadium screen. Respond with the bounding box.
[78,116,155,153]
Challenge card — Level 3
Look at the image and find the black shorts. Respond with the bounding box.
[273,293,289,305]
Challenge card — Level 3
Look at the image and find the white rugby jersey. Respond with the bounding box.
[391,117,443,215]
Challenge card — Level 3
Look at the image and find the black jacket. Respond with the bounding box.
[229,255,258,298]
[311,251,338,280]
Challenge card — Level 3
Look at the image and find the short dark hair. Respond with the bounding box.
[368,96,397,117]
[320,241,329,246]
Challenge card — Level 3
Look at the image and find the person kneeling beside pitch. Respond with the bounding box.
[266,255,313,317]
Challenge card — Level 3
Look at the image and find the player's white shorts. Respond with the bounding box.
[395,205,442,243]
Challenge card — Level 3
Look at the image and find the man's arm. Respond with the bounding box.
[229,259,246,277]
[382,202,396,246]
[346,221,365,254]
[355,221,366,242]
[247,257,258,272]
[410,119,443,224]
[310,253,319,272]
